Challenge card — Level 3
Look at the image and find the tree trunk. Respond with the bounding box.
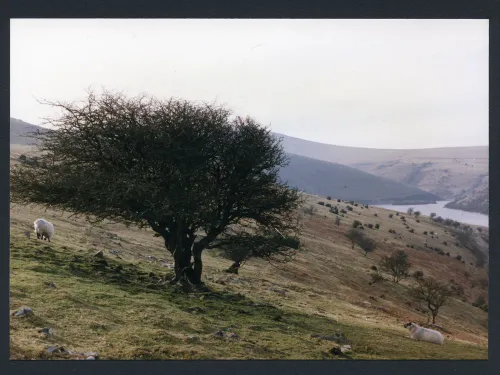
[192,248,203,284]
[432,312,437,324]
[167,233,203,285]
[428,303,438,324]
[226,261,241,274]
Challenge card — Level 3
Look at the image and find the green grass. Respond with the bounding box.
[10,232,487,360]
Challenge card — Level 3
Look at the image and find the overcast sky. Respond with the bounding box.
[11,19,488,149]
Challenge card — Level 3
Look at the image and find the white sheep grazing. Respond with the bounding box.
[33,218,54,242]
[404,322,444,345]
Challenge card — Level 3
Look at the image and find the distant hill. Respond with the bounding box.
[444,176,489,215]
[7,117,468,206]
[10,117,45,145]
[279,153,440,204]
[273,132,488,208]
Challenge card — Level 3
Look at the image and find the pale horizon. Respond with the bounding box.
[10,19,489,149]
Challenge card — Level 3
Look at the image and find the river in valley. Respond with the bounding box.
[373,201,489,227]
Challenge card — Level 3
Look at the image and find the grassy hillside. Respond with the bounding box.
[274,133,488,202]
[280,154,440,204]
[10,194,488,360]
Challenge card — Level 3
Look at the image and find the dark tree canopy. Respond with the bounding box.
[379,250,411,283]
[10,90,302,285]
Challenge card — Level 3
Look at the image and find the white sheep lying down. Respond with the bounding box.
[33,218,54,242]
[404,322,444,345]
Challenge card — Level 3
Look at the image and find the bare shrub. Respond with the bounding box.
[380,250,411,283]
[410,277,452,324]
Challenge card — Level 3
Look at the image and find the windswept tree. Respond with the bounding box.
[414,211,421,218]
[380,250,411,283]
[10,90,302,286]
[409,277,452,324]
[407,207,414,215]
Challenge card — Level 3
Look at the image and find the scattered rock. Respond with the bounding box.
[109,249,122,255]
[84,351,99,359]
[271,288,287,296]
[186,335,201,344]
[13,307,33,317]
[45,281,56,288]
[213,330,224,338]
[38,327,53,335]
[369,296,378,301]
[147,255,158,261]
[340,345,352,354]
[94,250,104,258]
[46,346,99,359]
[226,332,240,340]
[328,347,343,356]
[47,345,64,354]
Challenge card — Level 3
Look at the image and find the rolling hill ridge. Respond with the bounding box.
[10,118,440,205]
[273,132,488,213]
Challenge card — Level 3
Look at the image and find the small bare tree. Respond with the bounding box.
[380,250,411,283]
[409,277,452,324]
[407,207,414,215]
[335,216,341,228]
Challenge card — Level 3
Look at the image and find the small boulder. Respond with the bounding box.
[47,345,64,354]
[213,330,224,338]
[186,336,201,344]
[328,347,343,356]
[84,351,99,359]
[271,288,287,296]
[340,345,352,354]
[38,327,53,335]
[94,250,104,258]
[13,307,33,317]
[45,281,56,288]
